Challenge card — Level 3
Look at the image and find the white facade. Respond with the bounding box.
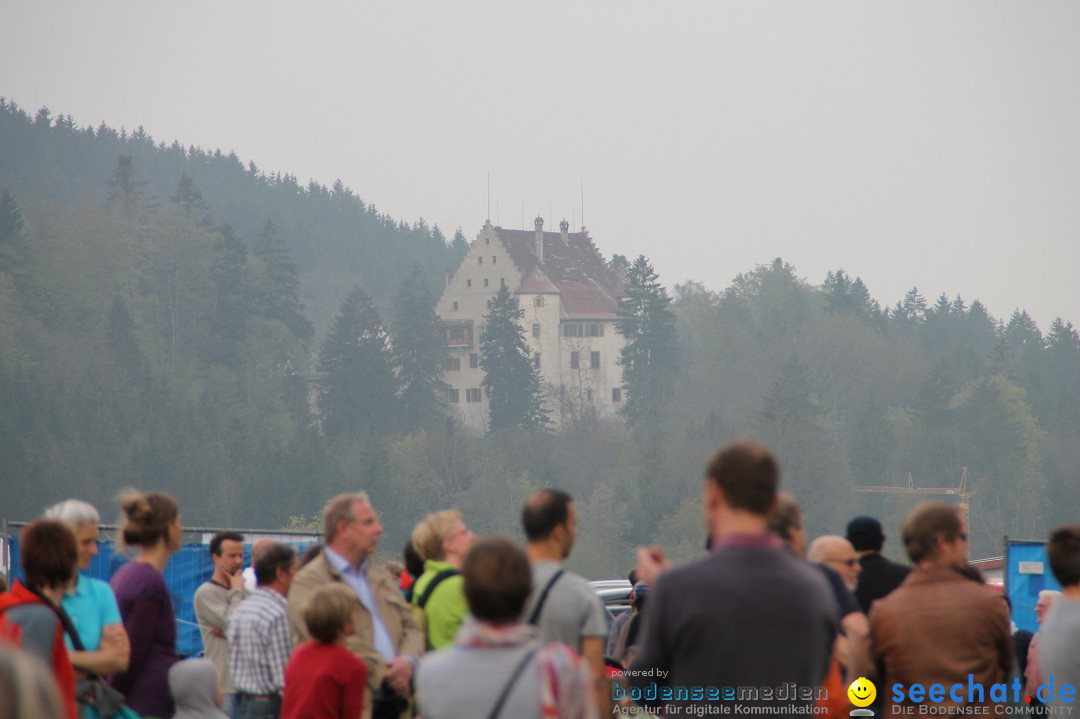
[435,219,625,433]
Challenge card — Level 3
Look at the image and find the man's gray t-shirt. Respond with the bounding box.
[523,561,607,651]
[1039,598,1080,709]
[419,642,543,719]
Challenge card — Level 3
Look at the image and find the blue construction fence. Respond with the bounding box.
[1005,537,1062,635]
[2,525,318,657]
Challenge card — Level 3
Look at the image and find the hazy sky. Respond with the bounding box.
[3,1,1078,327]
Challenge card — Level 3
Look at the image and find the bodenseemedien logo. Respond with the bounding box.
[849,677,877,717]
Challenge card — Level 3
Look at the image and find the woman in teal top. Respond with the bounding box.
[46,500,131,719]
[410,510,475,649]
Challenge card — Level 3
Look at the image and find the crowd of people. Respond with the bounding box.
[1,438,1078,719]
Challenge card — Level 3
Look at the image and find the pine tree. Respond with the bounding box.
[317,284,399,437]
[616,255,677,426]
[391,264,447,431]
[480,284,549,432]
[250,220,313,344]
[106,155,157,218]
[0,189,27,277]
[171,173,213,228]
[205,223,250,365]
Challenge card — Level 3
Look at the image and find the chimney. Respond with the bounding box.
[534,216,544,264]
[560,219,569,246]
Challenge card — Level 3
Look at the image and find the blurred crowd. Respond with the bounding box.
[2,439,1078,719]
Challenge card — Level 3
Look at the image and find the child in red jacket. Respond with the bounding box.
[282,584,367,719]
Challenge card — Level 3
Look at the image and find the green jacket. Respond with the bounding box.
[411,559,468,650]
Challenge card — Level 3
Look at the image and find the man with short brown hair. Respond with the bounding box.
[630,441,837,713]
[870,501,1012,711]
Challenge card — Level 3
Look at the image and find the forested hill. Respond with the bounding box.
[2,98,1078,574]
[0,99,469,339]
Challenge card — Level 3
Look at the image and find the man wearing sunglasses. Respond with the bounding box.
[808,536,862,591]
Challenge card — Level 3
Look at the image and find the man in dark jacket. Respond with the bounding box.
[847,515,910,614]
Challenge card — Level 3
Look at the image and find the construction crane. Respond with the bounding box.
[855,467,974,554]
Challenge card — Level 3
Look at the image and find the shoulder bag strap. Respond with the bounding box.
[526,569,564,626]
[416,568,460,610]
[24,584,87,652]
[485,647,538,719]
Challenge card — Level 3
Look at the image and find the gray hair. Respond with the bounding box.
[44,499,101,531]
[322,492,371,543]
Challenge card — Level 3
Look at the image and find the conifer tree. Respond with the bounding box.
[206,223,250,365]
[616,255,677,426]
[250,220,313,344]
[318,284,399,437]
[0,189,27,277]
[392,264,447,431]
[480,284,549,432]
[171,173,213,228]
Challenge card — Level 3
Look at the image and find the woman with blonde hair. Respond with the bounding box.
[45,499,131,719]
[410,510,475,649]
[108,490,182,719]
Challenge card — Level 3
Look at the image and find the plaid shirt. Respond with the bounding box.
[227,587,292,695]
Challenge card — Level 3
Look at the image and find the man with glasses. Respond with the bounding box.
[869,501,1012,712]
[288,493,423,719]
[808,535,862,591]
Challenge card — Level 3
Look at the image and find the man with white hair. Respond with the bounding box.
[808,535,862,591]
[44,499,131,691]
[1025,588,1063,700]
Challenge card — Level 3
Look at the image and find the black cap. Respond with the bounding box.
[846,516,885,551]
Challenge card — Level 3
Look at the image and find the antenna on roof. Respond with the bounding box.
[497,201,500,226]
[521,203,524,230]
[573,205,576,230]
[487,171,490,222]
[580,178,585,229]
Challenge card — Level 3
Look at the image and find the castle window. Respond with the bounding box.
[533,353,541,369]
[449,357,461,371]
[590,351,601,369]
[588,324,604,337]
[534,297,544,308]
[470,353,478,369]
[612,388,622,403]
[467,279,472,288]
[484,279,489,288]
[586,389,593,401]
[570,351,580,369]
[449,389,460,403]
[478,257,483,265]
[452,301,458,311]
[532,324,541,338]
[485,237,490,245]
[500,278,505,288]
[492,256,497,265]
[466,388,482,403]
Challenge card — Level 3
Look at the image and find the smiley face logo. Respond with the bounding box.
[848,677,877,707]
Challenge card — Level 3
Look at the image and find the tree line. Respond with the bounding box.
[2,100,1078,577]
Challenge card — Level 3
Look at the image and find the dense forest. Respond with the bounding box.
[1,99,1077,576]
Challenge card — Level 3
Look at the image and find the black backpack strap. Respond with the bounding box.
[485,647,538,719]
[526,569,564,626]
[24,583,86,652]
[416,568,460,610]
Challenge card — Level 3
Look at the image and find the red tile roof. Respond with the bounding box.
[496,226,625,319]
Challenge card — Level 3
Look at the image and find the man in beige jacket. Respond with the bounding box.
[288,492,423,719]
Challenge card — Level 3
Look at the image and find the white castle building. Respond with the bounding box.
[435,218,626,433]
